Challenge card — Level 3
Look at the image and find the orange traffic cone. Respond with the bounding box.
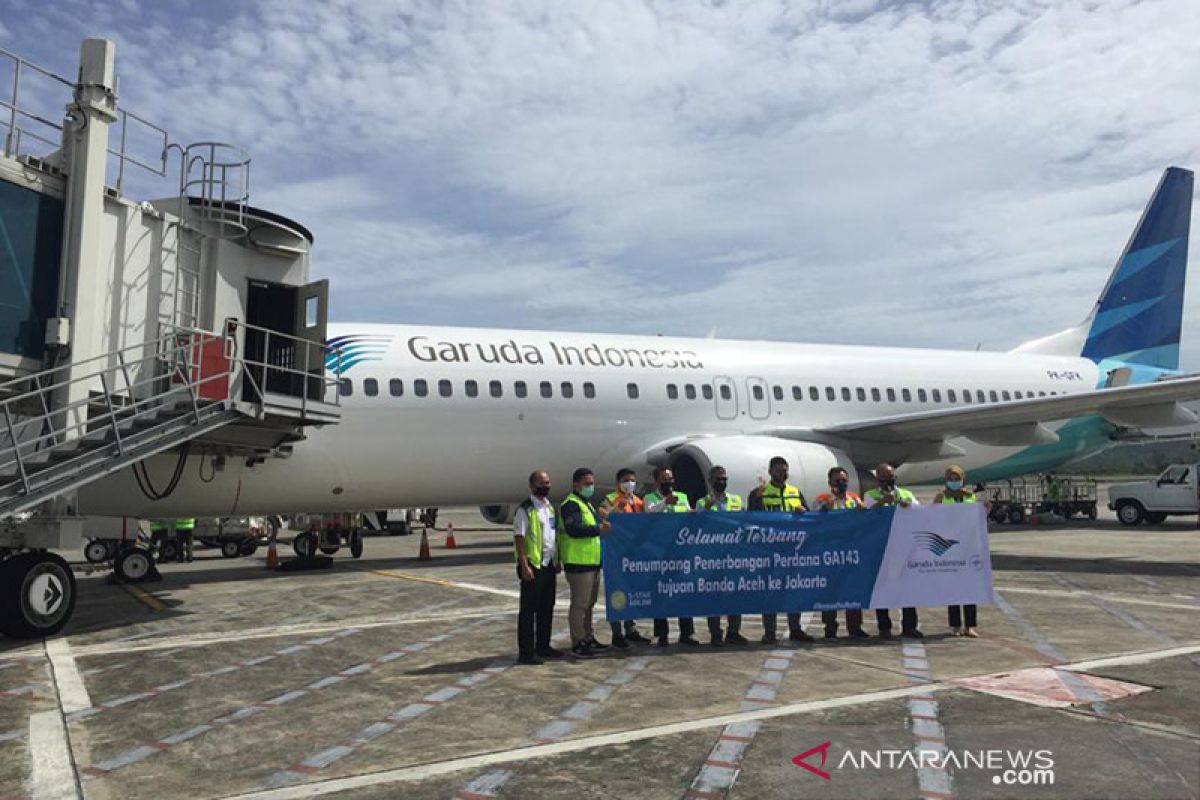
[444,522,457,549]
[265,540,279,570]
[418,528,432,561]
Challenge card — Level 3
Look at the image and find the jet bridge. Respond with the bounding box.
[0,39,341,638]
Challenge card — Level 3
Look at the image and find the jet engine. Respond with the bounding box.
[479,504,516,525]
[667,436,858,504]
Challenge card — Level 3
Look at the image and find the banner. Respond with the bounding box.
[601,505,993,620]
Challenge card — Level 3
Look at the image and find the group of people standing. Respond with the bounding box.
[513,458,983,665]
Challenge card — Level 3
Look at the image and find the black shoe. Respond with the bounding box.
[518,655,545,666]
[536,647,566,659]
[710,637,724,647]
[656,637,670,647]
[789,631,815,643]
[824,630,838,640]
[761,634,778,645]
[627,630,652,644]
[587,637,610,650]
[726,633,750,645]
[679,636,702,646]
[878,629,893,639]
[571,642,596,659]
[902,628,924,639]
[848,629,870,639]
[612,636,631,649]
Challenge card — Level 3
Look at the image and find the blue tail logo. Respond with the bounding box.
[914,531,959,556]
[1081,167,1193,370]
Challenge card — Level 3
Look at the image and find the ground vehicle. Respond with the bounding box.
[1108,464,1199,525]
[985,475,1099,524]
[290,513,365,559]
[195,517,266,558]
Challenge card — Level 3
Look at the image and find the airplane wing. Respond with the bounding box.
[765,375,1200,462]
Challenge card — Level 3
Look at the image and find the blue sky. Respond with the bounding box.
[3,0,1199,365]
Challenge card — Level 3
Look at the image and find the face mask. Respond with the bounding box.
[773,472,789,484]
[580,485,595,499]
[620,480,637,494]
[946,479,963,492]
[660,481,675,494]
[833,480,849,493]
[533,485,550,498]
[712,479,728,493]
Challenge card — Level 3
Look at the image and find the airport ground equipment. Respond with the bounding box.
[985,476,1098,524]
[1108,463,1200,525]
[0,39,341,637]
[195,516,265,558]
[292,512,364,559]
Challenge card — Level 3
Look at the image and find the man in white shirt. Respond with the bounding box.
[514,470,563,665]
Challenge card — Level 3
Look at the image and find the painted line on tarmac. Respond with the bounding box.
[216,641,1200,800]
[78,616,499,780]
[683,648,799,799]
[26,710,81,800]
[358,568,521,599]
[44,640,90,717]
[265,625,573,790]
[65,605,517,658]
[119,583,166,613]
[66,628,363,724]
[993,584,1199,611]
[900,639,954,800]
[454,655,653,799]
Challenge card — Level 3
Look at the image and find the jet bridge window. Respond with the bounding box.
[902,389,912,402]
[389,379,404,397]
[856,387,866,401]
[415,379,428,397]
[917,389,928,402]
[364,378,379,397]
[439,379,453,397]
[465,379,479,398]
[685,384,697,400]
[339,378,353,397]
[540,381,553,398]
[515,381,527,398]
[584,382,596,399]
[561,382,574,398]
[773,385,784,401]
[886,388,896,402]
[752,385,765,401]
[702,385,713,400]
[489,380,502,398]
[667,384,679,400]
[628,383,640,399]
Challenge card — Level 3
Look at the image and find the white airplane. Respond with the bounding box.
[80,167,1198,521]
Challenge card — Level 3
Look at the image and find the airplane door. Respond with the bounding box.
[713,377,737,420]
[296,279,329,400]
[746,377,770,420]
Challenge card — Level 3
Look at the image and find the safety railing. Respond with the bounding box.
[222,319,342,422]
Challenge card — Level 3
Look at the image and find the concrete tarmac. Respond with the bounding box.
[0,505,1197,799]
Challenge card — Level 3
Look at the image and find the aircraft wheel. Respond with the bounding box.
[1116,501,1144,526]
[84,540,111,564]
[115,549,154,583]
[221,540,242,558]
[294,532,318,559]
[0,552,76,639]
[349,530,364,559]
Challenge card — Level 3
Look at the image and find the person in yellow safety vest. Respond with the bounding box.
[645,466,699,647]
[175,518,195,563]
[863,462,922,639]
[513,470,562,666]
[748,456,814,644]
[933,465,987,638]
[814,466,870,640]
[560,467,611,659]
[599,467,651,648]
[697,465,750,647]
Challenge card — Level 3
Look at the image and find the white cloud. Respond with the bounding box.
[4,0,1200,364]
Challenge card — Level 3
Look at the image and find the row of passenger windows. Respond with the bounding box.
[340,377,1061,404]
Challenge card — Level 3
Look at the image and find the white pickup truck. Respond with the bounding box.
[1107,464,1199,525]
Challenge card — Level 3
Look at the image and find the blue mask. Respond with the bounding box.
[946,480,963,491]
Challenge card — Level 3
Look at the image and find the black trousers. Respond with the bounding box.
[706,616,742,638]
[653,617,695,640]
[876,607,919,632]
[822,609,864,634]
[517,565,557,657]
[761,613,803,638]
[948,604,977,628]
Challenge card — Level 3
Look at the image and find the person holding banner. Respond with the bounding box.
[933,465,985,638]
[815,466,870,640]
[645,466,700,647]
[560,467,610,659]
[697,466,749,646]
[864,462,923,639]
[601,468,651,648]
[514,470,561,666]
[748,456,815,644]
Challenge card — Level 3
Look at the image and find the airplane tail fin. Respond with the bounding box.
[1014,167,1193,370]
